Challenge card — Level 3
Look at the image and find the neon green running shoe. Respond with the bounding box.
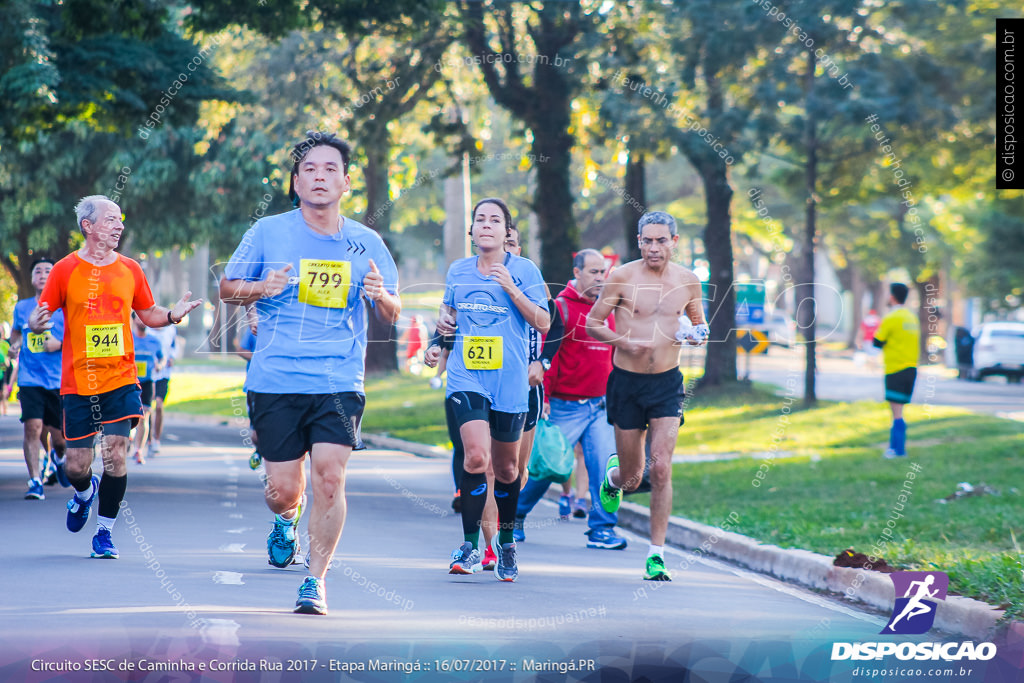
[249,451,262,470]
[598,454,622,513]
[644,554,672,581]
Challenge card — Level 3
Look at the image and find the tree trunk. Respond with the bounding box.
[359,134,399,374]
[622,149,645,263]
[801,47,818,407]
[699,162,737,387]
[916,275,940,364]
[847,266,865,350]
[531,83,577,284]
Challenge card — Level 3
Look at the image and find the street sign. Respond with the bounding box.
[700,281,766,326]
[734,282,766,326]
[736,329,769,355]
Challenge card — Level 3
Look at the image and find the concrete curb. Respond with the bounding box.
[166,414,1006,640]
[610,499,1005,640]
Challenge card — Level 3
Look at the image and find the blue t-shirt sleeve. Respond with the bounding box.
[518,260,547,308]
[50,311,65,342]
[12,301,27,332]
[442,266,456,308]
[224,224,264,281]
[370,238,400,301]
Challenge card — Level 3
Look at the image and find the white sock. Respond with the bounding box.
[606,467,620,489]
[648,544,664,558]
[97,516,116,532]
[277,509,298,524]
[54,454,66,464]
[75,479,96,502]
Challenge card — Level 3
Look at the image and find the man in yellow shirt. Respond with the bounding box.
[872,283,920,458]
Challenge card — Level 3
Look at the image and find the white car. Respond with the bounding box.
[970,322,1024,383]
[759,312,797,348]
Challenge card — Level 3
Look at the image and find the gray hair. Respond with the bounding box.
[573,248,603,270]
[637,211,678,237]
[75,195,112,235]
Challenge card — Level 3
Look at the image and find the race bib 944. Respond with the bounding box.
[85,324,125,358]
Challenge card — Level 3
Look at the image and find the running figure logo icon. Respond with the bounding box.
[882,571,948,634]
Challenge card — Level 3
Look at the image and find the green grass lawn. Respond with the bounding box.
[166,370,1024,619]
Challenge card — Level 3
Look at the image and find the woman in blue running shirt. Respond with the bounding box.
[428,198,549,582]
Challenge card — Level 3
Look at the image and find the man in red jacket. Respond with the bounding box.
[513,249,627,550]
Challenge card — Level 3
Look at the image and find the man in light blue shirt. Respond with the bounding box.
[9,257,67,499]
[220,131,401,615]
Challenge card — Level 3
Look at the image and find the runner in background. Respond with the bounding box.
[147,320,178,456]
[9,257,68,498]
[129,313,165,464]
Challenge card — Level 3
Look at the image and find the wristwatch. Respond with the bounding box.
[540,358,551,371]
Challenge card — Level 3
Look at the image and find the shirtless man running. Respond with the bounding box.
[585,211,707,581]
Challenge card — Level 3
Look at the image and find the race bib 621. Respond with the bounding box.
[463,336,503,370]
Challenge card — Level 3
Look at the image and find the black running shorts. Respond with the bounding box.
[154,378,170,401]
[446,391,527,443]
[19,385,62,429]
[524,383,544,432]
[606,366,685,431]
[62,383,143,447]
[249,392,365,462]
[884,367,917,404]
[139,380,154,408]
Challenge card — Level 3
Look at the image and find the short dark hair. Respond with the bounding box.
[573,248,602,271]
[288,131,353,205]
[469,197,514,238]
[30,257,55,271]
[890,282,909,304]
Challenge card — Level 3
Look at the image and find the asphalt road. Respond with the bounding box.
[0,414,1016,682]
[743,348,1024,420]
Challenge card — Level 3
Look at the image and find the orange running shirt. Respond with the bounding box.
[39,253,156,396]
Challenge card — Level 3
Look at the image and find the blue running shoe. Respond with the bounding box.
[513,516,525,543]
[40,451,57,486]
[294,576,327,615]
[448,542,482,575]
[25,479,44,500]
[558,494,572,519]
[90,529,119,559]
[52,451,71,488]
[267,498,304,568]
[492,537,518,582]
[586,527,628,550]
[66,475,99,532]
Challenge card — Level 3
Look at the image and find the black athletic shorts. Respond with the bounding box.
[446,391,526,443]
[524,384,544,432]
[606,366,685,431]
[139,380,154,408]
[19,385,62,429]
[62,383,143,447]
[249,392,365,462]
[154,378,170,401]
[885,367,917,404]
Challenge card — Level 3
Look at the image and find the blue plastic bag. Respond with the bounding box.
[527,418,573,483]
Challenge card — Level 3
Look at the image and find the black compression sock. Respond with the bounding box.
[493,477,521,545]
[459,470,487,548]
